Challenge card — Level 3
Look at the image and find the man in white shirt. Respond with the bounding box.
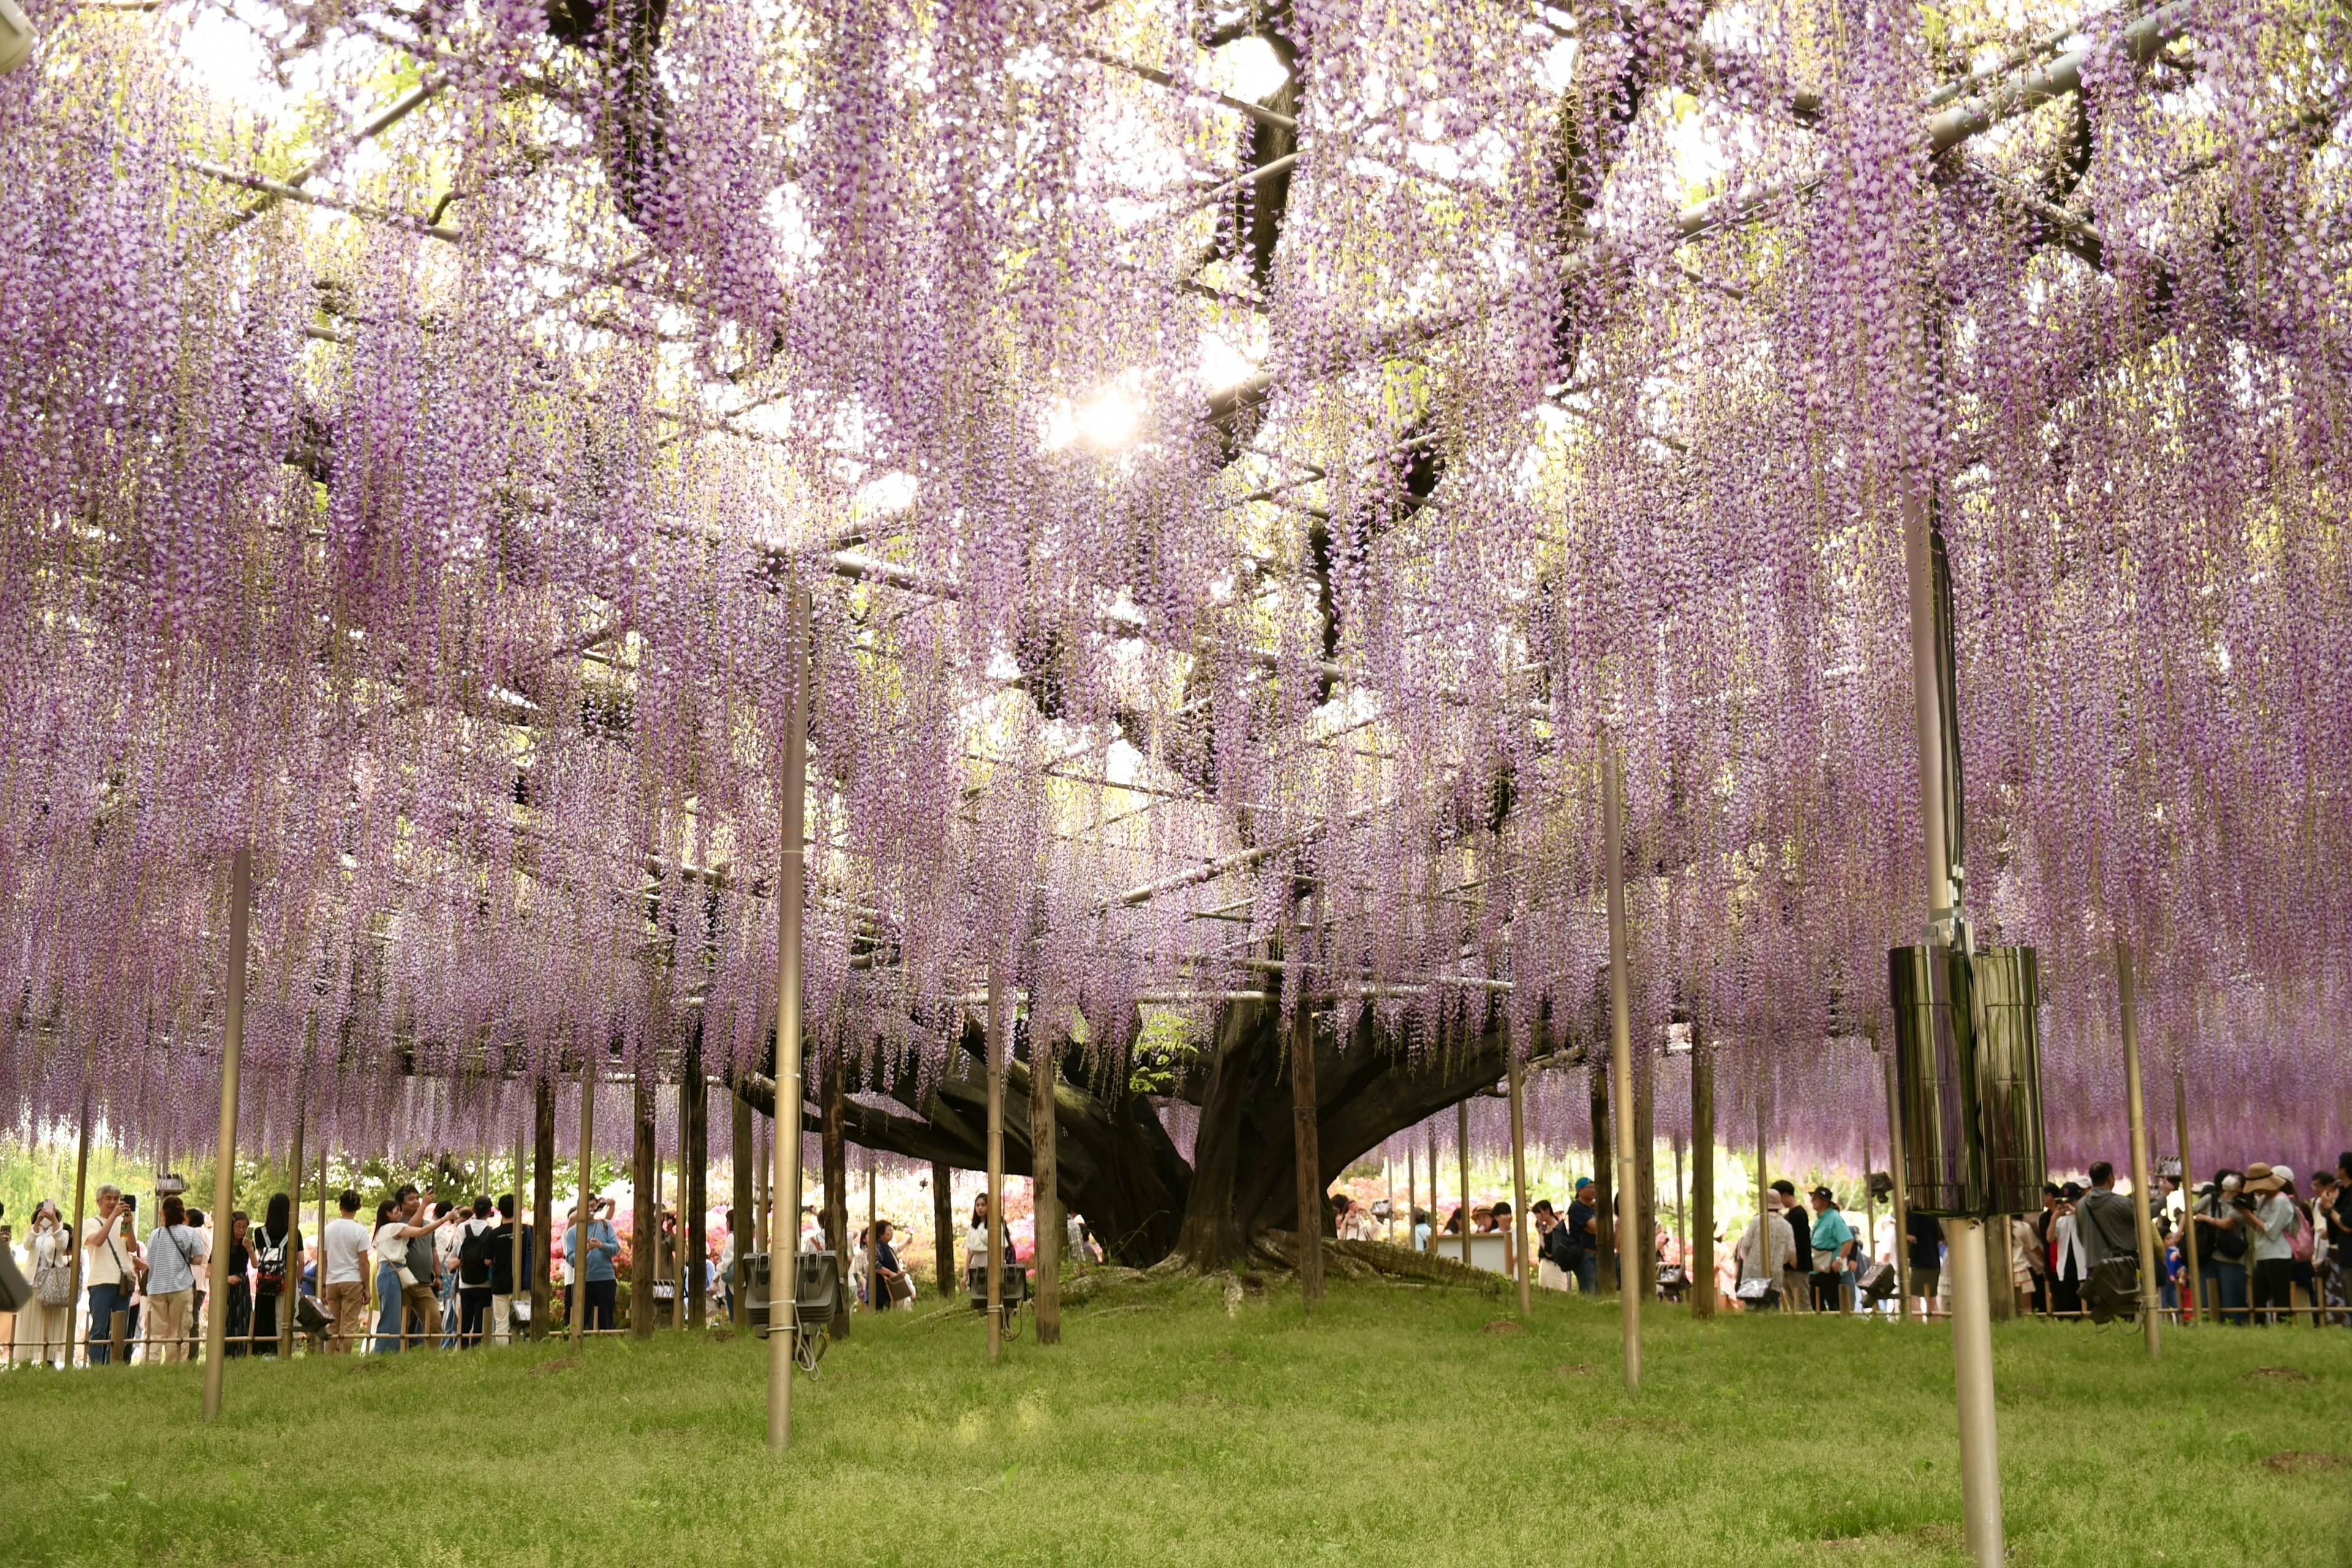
[1731,1205,1795,1311]
[80,1185,143,1365]
[320,1189,372,1355]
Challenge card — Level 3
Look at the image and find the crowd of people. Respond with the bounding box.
[13,1152,2347,1366]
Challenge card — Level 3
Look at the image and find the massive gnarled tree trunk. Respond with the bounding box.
[734,995,1574,1270]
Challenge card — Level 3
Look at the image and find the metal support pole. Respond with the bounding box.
[1508,1049,1531,1316]
[1905,481,2002,1566]
[767,585,810,1450]
[2176,1071,2199,1325]
[202,843,252,1422]
[2116,937,2162,1359]
[985,967,1006,1365]
[1602,748,1641,1395]
[570,1059,597,1352]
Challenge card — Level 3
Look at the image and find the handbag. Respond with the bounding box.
[885,1271,914,1303]
[1734,1276,1774,1302]
[1857,1261,1899,1301]
[34,1236,72,1307]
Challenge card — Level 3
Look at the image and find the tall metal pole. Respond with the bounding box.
[1602,747,1642,1395]
[1904,485,2003,1567]
[2116,937,2162,1359]
[570,1057,597,1351]
[1508,1049,1532,1316]
[202,844,252,1421]
[984,967,1006,1365]
[767,585,811,1450]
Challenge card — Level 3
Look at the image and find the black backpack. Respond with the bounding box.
[459,1224,496,1286]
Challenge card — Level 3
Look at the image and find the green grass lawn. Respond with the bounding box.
[6,1278,2348,1567]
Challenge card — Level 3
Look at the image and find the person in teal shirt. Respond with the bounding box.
[565,1197,620,1332]
[1808,1186,1857,1313]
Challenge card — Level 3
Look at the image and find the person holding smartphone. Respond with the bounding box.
[80,1185,143,1365]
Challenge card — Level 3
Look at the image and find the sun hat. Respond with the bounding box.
[2242,1162,2284,1193]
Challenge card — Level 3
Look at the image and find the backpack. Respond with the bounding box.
[459,1223,496,1286]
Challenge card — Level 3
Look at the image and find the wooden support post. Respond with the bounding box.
[732,1087,753,1329]
[283,1091,305,1358]
[767,582,811,1450]
[1032,1031,1064,1341]
[1755,1088,1771,1304]
[1508,1049,1531,1316]
[510,1074,528,1346]
[1456,1098,1472,1267]
[1883,1039,1912,1323]
[821,1051,848,1341]
[866,1158,878,1320]
[932,1160,955,1301]
[202,843,252,1421]
[1425,1123,1437,1250]
[985,968,1006,1365]
[1691,1040,1714,1319]
[67,1041,95,1367]
[2116,937,2162,1359]
[1591,1064,1616,1292]
[684,1047,707,1331]
[633,1068,656,1338]
[2176,1071,2199,1325]
[1602,748,1642,1395]
[532,1078,554,1341]
[568,1058,597,1351]
[1292,1001,1325,1308]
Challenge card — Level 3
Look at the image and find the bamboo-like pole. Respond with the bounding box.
[1508,1049,1531,1316]
[985,967,1006,1365]
[316,1102,330,1344]
[767,584,811,1450]
[67,1039,95,1366]
[1406,1143,1417,1250]
[1691,1041,1714,1319]
[1455,1098,1472,1267]
[202,844,252,1422]
[570,1058,597,1352]
[532,1079,554,1340]
[1033,1029,1063,1341]
[632,1068,655,1339]
[1754,1090,1770,1301]
[1884,1040,1912,1322]
[866,1158,878,1319]
[2116,937,2162,1360]
[1384,1155,1394,1246]
[282,1090,304,1358]
[732,1090,753,1330]
[1291,997,1324,1309]
[511,1077,528,1344]
[1602,748,1642,1396]
[2176,1071,2200,1325]
[931,1160,954,1300]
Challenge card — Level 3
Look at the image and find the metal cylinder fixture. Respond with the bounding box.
[1889,943,2045,1219]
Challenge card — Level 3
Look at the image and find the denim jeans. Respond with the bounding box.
[1569,1252,1599,1294]
[374,1263,406,1351]
[2204,1260,2250,1325]
[86,1282,130,1365]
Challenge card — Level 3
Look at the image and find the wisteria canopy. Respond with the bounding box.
[1,0,2345,1259]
